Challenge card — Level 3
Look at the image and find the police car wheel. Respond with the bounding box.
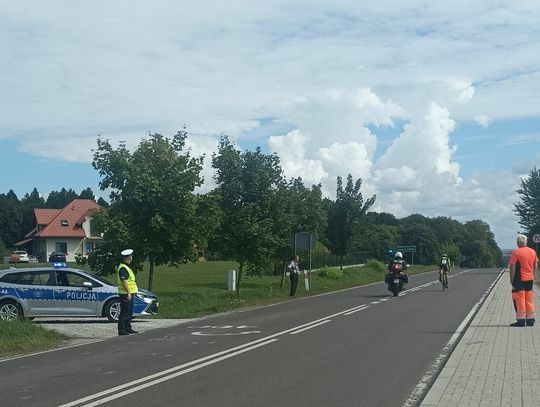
[104,299,121,322]
[0,300,23,321]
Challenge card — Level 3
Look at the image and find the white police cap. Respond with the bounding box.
[121,249,133,256]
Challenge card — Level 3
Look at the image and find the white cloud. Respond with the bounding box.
[474,115,491,127]
[267,130,327,185]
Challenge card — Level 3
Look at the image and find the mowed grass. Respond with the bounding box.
[0,320,67,357]
[133,261,437,319]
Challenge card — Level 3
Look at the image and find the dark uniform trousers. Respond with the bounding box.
[289,272,299,296]
[118,294,134,334]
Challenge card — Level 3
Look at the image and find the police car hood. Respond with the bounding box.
[138,288,157,298]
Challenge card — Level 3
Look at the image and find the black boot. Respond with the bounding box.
[510,319,526,327]
[527,319,535,326]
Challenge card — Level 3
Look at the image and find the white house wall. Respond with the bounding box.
[45,238,84,262]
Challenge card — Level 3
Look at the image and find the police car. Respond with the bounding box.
[0,263,158,322]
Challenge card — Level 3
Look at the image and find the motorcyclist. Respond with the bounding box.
[387,252,409,296]
[439,254,451,287]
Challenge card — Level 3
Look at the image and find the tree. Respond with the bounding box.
[79,187,96,201]
[325,174,376,268]
[0,192,23,247]
[45,188,78,208]
[20,188,45,236]
[461,220,501,267]
[193,192,222,259]
[514,166,540,237]
[211,137,287,293]
[357,222,398,261]
[398,220,439,264]
[97,197,109,208]
[91,130,204,290]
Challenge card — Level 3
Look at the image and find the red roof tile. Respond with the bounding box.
[35,208,62,225]
[34,199,101,238]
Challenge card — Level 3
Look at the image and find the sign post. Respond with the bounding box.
[533,234,540,255]
[290,232,317,291]
[397,245,417,266]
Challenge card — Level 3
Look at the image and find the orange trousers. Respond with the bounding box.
[512,289,535,320]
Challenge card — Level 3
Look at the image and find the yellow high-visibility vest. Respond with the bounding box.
[117,263,138,294]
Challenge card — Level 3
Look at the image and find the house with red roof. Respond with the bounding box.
[15,199,103,262]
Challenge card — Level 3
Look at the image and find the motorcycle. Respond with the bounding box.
[384,271,409,297]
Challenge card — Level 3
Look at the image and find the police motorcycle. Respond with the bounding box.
[384,252,409,297]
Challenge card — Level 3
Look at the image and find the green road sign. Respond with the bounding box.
[397,245,416,253]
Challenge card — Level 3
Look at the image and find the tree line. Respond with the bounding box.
[0,130,505,292]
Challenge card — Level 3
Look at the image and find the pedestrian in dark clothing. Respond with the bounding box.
[288,255,300,296]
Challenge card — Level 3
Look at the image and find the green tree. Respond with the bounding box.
[357,222,398,261]
[514,166,540,237]
[97,197,109,208]
[398,220,439,264]
[45,188,78,208]
[79,187,96,201]
[325,174,376,268]
[20,188,45,237]
[461,220,501,267]
[211,137,286,293]
[193,192,222,259]
[0,192,23,247]
[92,130,204,290]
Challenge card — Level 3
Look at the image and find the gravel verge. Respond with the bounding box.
[34,317,193,346]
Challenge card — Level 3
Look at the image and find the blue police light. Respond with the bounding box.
[52,262,68,268]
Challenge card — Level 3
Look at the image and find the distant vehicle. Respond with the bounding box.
[48,252,67,263]
[0,264,159,322]
[9,251,29,263]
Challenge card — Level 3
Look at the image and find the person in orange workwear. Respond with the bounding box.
[509,234,538,327]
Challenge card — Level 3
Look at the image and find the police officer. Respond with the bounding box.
[117,249,138,336]
[288,255,300,296]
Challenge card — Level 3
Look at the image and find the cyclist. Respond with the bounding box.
[439,254,451,288]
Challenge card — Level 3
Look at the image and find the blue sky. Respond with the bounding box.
[1,1,540,249]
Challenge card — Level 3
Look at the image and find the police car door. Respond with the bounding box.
[17,270,56,316]
[53,270,98,316]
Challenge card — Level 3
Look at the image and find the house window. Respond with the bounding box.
[55,242,68,254]
[85,242,94,254]
[61,220,69,226]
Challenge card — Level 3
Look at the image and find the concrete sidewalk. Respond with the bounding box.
[420,271,540,407]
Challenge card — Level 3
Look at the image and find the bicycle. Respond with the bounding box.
[440,268,449,290]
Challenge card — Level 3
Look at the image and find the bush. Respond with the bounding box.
[364,260,387,274]
[319,266,342,280]
[75,253,88,266]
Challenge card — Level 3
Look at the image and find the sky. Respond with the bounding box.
[1,1,540,250]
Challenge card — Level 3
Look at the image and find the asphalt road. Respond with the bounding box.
[0,268,502,407]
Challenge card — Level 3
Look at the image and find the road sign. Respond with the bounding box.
[533,234,540,244]
[397,245,416,253]
[291,232,317,250]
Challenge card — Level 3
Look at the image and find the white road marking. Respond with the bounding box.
[67,339,279,407]
[191,330,261,336]
[289,320,331,334]
[344,306,369,315]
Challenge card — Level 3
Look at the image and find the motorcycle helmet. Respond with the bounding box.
[442,253,447,258]
[394,251,403,259]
